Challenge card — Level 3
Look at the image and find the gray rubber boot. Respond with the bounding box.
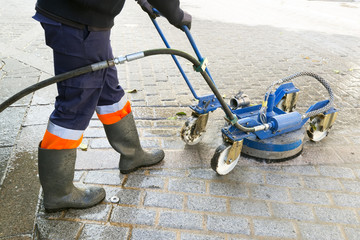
[103,112,165,174]
[38,146,105,212]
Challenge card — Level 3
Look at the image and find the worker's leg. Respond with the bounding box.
[38,23,112,211]
[96,59,164,174]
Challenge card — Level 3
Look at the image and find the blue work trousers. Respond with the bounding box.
[41,21,125,130]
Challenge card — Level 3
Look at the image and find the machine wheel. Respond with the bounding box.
[180,113,209,145]
[306,115,329,142]
[211,142,242,175]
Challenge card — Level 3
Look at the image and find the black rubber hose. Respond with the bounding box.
[0,48,254,132]
[143,50,236,119]
[0,50,197,113]
[0,59,116,113]
[143,49,256,132]
[0,65,93,113]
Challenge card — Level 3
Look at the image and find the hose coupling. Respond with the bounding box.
[114,52,145,65]
[229,91,250,110]
[126,52,145,62]
[91,61,111,71]
[254,123,271,132]
[114,56,127,65]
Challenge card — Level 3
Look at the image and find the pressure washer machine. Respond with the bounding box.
[0,11,338,175]
[149,13,338,175]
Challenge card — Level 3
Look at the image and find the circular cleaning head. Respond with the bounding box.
[241,127,305,163]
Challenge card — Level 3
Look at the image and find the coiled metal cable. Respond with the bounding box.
[260,72,334,121]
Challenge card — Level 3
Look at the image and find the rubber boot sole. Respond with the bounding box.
[120,158,163,174]
[44,194,106,213]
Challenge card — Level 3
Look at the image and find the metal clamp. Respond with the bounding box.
[193,58,208,72]
[224,115,239,126]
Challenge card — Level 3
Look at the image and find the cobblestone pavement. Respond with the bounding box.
[1,0,360,239]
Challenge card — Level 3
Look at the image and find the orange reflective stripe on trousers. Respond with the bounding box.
[41,121,84,150]
[96,98,131,125]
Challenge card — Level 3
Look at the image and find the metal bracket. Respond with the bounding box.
[190,94,222,114]
[192,112,209,136]
[313,111,338,132]
[281,92,299,112]
[193,58,208,72]
[226,140,243,164]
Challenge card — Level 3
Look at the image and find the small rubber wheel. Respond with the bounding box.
[180,115,207,145]
[211,143,240,175]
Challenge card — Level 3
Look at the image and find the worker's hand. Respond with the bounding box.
[179,11,192,31]
[136,0,158,19]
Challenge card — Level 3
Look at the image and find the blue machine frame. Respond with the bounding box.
[150,13,338,156]
[150,13,222,115]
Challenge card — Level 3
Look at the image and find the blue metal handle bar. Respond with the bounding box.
[151,8,217,91]
[152,8,161,16]
[152,9,216,85]
[150,17,199,99]
[181,25,215,85]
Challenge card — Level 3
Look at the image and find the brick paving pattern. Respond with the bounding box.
[1,0,360,239]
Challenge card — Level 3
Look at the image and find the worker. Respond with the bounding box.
[33,0,192,212]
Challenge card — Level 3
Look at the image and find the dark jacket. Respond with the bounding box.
[35,0,184,30]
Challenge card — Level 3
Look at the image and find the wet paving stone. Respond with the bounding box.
[3,0,360,238]
[0,107,27,147]
[125,174,165,189]
[64,204,111,222]
[131,228,176,240]
[78,224,129,240]
[144,191,184,209]
[103,187,141,205]
[0,146,12,186]
[111,206,156,226]
[158,211,203,230]
[35,219,82,239]
[84,170,124,185]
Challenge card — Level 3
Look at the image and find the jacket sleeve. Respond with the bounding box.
[148,0,184,27]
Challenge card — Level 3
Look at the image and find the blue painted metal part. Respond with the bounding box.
[244,137,303,152]
[222,112,304,156]
[189,94,222,114]
[241,127,305,161]
[150,8,337,157]
[266,93,276,116]
[182,26,216,86]
[270,112,303,132]
[150,18,199,99]
[153,7,215,84]
[274,82,299,105]
[305,100,333,114]
[222,88,338,155]
[151,8,220,114]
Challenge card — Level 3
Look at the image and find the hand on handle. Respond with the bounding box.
[178,11,192,31]
[136,0,159,19]
[148,6,192,31]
